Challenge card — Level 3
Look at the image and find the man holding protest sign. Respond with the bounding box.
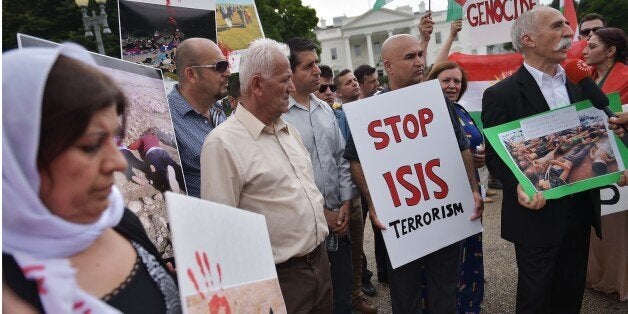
[481,6,607,313]
[344,33,482,313]
[282,37,358,314]
[200,38,332,313]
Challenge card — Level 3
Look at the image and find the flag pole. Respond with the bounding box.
[428,0,431,11]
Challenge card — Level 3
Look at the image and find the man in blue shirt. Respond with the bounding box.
[282,38,362,314]
[167,38,230,197]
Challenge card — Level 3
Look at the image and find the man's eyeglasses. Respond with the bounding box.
[318,84,337,93]
[189,60,230,74]
[580,27,603,36]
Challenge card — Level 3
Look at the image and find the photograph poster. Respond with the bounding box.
[166,193,286,314]
[119,0,217,78]
[215,0,265,73]
[483,93,627,200]
[343,80,482,269]
[19,33,187,259]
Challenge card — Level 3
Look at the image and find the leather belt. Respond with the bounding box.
[276,243,323,269]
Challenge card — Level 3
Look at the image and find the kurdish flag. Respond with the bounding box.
[447,0,466,21]
[373,0,394,11]
[447,52,524,127]
[560,0,578,34]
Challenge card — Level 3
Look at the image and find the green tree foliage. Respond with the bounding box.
[577,0,627,33]
[254,0,319,42]
[3,0,121,57]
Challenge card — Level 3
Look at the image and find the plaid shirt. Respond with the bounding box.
[168,85,224,197]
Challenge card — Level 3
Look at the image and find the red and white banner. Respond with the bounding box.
[448,52,523,112]
[463,0,538,47]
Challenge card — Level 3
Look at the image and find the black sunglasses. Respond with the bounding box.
[318,84,337,93]
[580,27,603,36]
[189,60,230,73]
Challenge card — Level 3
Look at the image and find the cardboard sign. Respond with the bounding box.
[343,80,482,269]
[483,94,628,199]
[462,0,538,47]
[166,193,286,314]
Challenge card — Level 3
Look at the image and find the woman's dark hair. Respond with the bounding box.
[593,27,628,64]
[38,55,128,169]
[425,61,468,101]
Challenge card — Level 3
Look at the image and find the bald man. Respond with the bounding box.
[168,38,231,197]
[344,34,482,313]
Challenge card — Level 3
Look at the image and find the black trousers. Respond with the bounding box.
[514,201,591,314]
[387,242,461,314]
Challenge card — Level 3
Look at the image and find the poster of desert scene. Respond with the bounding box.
[215,0,264,52]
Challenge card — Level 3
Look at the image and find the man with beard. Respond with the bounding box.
[482,6,605,312]
[334,69,361,104]
[344,33,482,313]
[168,38,230,197]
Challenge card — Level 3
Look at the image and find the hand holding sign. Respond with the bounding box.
[517,184,546,210]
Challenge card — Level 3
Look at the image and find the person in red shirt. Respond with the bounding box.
[128,127,185,193]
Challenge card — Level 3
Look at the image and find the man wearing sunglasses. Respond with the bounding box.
[578,13,606,41]
[282,37,364,314]
[167,38,230,198]
[314,65,337,107]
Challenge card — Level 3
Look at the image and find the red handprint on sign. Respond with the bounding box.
[187,251,231,314]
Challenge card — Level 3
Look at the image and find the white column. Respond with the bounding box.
[410,25,419,39]
[387,29,394,38]
[366,32,375,67]
[343,36,353,69]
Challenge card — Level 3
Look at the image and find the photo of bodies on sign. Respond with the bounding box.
[498,106,623,192]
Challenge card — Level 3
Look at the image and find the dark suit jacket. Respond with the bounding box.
[481,65,601,247]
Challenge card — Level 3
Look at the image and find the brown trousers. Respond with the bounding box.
[348,197,364,298]
[276,243,333,313]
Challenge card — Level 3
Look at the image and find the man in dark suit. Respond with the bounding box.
[482,6,606,313]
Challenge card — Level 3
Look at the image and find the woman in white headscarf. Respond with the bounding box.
[2,43,181,313]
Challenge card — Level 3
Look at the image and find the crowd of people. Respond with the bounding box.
[218,5,253,30]
[121,29,184,71]
[3,5,627,314]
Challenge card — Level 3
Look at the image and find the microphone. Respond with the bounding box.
[564,59,628,147]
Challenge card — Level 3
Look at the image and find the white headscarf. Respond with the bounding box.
[2,43,124,313]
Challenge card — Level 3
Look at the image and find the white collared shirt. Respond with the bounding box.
[523,62,571,110]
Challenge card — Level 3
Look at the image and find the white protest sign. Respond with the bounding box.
[600,104,628,216]
[600,184,628,216]
[166,193,286,314]
[343,80,482,269]
[463,0,538,47]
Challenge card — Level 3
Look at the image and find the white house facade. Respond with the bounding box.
[314,2,493,78]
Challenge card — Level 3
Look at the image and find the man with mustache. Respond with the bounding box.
[482,6,603,313]
[344,33,482,313]
[168,38,230,197]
